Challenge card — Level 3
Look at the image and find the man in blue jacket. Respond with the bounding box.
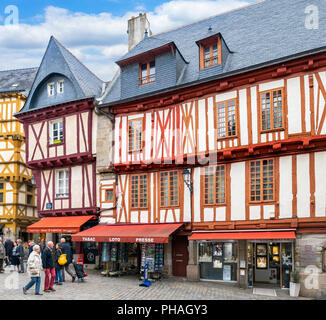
[60,238,76,282]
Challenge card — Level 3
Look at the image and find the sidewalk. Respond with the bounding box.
[0,266,310,300]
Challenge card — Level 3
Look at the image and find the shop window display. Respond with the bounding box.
[199,241,238,281]
[141,243,164,277]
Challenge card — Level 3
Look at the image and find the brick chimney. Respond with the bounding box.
[127,13,152,51]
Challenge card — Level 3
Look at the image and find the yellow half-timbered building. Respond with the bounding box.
[0,68,38,240]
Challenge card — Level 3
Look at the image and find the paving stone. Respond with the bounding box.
[0,265,310,300]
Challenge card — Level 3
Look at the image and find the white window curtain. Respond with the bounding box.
[56,170,69,198]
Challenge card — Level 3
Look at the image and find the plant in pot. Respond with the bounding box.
[290,269,301,297]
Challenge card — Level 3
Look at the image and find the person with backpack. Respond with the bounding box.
[54,243,64,285]
[60,238,76,282]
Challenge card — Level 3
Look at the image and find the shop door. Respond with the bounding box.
[172,236,189,277]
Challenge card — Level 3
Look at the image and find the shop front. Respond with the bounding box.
[190,229,296,289]
[71,223,185,280]
[27,216,99,263]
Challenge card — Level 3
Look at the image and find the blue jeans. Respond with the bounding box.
[55,268,63,284]
[24,277,41,294]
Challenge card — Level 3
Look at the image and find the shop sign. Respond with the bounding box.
[82,237,96,242]
[136,238,155,243]
[109,237,121,242]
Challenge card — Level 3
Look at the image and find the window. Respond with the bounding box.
[128,119,143,152]
[0,193,3,203]
[27,195,33,205]
[56,170,69,198]
[261,89,283,131]
[140,61,155,85]
[131,174,148,209]
[204,165,225,205]
[106,189,114,202]
[203,44,219,68]
[50,119,64,144]
[216,99,237,139]
[160,171,179,207]
[250,159,274,202]
[57,80,64,94]
[47,83,55,96]
[0,183,3,190]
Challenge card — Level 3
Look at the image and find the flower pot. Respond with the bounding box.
[290,282,300,297]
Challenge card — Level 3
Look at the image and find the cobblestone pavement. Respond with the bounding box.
[0,265,309,300]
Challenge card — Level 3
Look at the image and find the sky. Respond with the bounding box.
[0,0,256,81]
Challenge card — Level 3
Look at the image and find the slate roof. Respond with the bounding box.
[101,0,326,105]
[0,68,38,96]
[18,36,104,114]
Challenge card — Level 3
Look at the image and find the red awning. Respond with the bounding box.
[71,223,183,243]
[27,216,95,234]
[189,230,296,241]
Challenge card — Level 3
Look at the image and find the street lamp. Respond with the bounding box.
[182,168,193,194]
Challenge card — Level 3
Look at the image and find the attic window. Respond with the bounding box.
[57,80,64,94]
[198,35,221,69]
[47,82,55,96]
[139,61,155,85]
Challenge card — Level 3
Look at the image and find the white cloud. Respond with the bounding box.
[0,0,250,81]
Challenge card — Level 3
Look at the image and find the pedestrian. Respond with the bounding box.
[60,238,76,282]
[0,237,5,273]
[42,241,56,292]
[39,238,46,254]
[11,241,20,272]
[23,245,43,296]
[28,240,35,257]
[4,238,14,267]
[16,239,25,273]
[54,243,63,285]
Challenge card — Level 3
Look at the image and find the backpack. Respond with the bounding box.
[58,249,67,266]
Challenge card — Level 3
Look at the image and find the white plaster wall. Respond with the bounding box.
[204,207,214,221]
[215,90,237,102]
[304,75,311,132]
[287,77,302,134]
[215,206,226,221]
[231,162,245,221]
[250,206,260,220]
[71,166,82,208]
[251,87,258,144]
[297,154,310,218]
[207,97,215,151]
[315,151,326,217]
[66,115,77,155]
[239,89,248,146]
[279,156,293,218]
[259,79,284,92]
[198,99,206,152]
[193,167,201,223]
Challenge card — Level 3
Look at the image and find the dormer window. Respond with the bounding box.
[204,44,218,68]
[140,61,155,85]
[57,80,64,94]
[198,34,222,70]
[47,83,55,96]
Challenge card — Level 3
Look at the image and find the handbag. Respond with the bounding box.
[58,249,67,266]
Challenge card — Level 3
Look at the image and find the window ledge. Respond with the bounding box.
[49,142,64,147]
[217,135,238,142]
[261,128,285,134]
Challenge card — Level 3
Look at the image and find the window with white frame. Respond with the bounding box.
[56,170,69,198]
[57,80,64,94]
[47,83,55,96]
[50,119,64,144]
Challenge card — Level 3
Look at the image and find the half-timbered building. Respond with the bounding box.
[16,37,104,260]
[73,0,326,296]
[0,68,38,240]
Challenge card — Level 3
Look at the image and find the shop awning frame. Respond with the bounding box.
[189,229,296,241]
[27,216,96,234]
[71,223,184,243]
